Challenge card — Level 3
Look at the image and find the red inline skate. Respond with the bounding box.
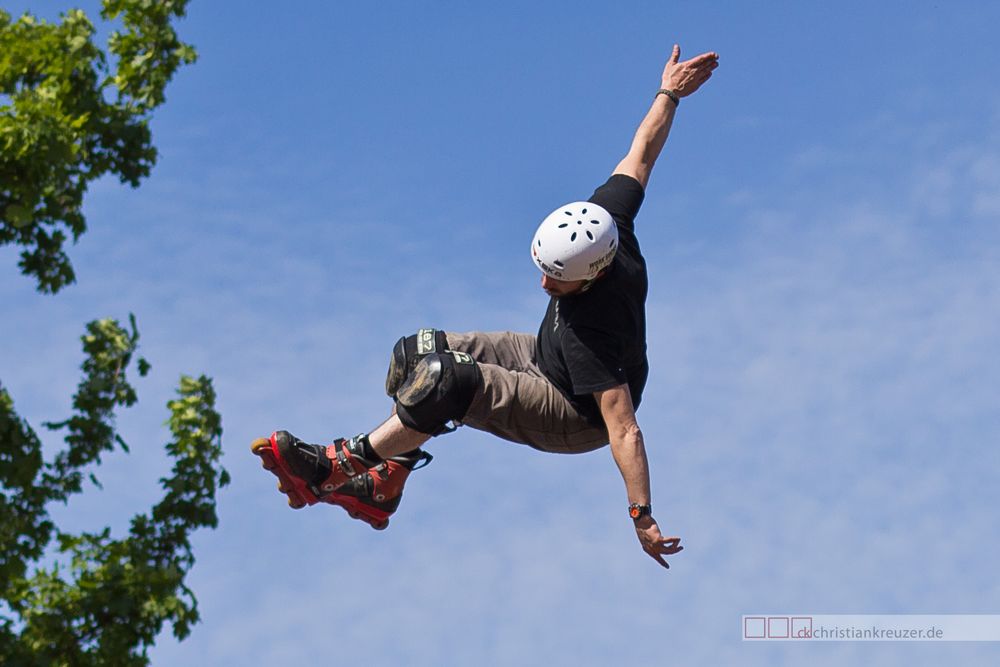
[250,430,431,529]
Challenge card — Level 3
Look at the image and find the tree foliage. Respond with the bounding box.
[1,3,228,664]
[0,318,229,666]
[0,1,196,293]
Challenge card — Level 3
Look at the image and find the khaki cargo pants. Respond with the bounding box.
[445,331,609,454]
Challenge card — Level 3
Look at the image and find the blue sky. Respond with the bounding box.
[3,1,1000,664]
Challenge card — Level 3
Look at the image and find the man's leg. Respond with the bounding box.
[368,411,431,459]
[446,331,609,453]
[461,363,609,453]
[250,329,476,528]
[378,330,596,455]
[446,331,537,371]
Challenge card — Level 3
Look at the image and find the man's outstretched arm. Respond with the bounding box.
[614,45,719,189]
[596,384,683,569]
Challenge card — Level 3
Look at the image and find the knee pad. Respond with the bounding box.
[395,351,480,436]
[385,328,449,397]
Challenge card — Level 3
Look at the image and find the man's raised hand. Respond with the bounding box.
[661,44,719,98]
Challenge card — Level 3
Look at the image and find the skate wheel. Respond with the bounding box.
[347,511,360,519]
[372,519,388,531]
[287,496,305,510]
[251,440,276,470]
[250,437,271,455]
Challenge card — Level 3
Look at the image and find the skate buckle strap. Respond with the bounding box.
[412,451,433,471]
[373,450,433,480]
[431,422,458,437]
[334,444,358,477]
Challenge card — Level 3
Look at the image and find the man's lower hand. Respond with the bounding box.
[634,515,683,569]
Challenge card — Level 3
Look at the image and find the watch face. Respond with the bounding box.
[629,504,650,519]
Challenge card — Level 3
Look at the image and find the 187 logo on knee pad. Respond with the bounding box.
[417,328,438,354]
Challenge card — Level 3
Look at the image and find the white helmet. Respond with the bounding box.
[530,201,618,281]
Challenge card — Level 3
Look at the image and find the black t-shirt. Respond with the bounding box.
[535,174,649,426]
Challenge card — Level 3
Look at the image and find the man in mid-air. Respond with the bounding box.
[252,44,719,568]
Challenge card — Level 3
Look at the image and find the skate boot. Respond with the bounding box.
[324,448,432,530]
[385,328,449,397]
[250,431,431,529]
[250,430,374,509]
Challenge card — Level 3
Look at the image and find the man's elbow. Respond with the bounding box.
[608,419,642,445]
[613,156,651,190]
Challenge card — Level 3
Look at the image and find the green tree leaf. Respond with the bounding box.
[0,2,196,294]
[1,4,226,664]
[1,317,228,665]
[4,204,33,228]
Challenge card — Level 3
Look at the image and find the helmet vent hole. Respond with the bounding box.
[609,239,616,248]
[558,223,568,228]
[590,219,600,224]
[577,220,582,225]
[586,230,594,241]
[553,260,565,269]
[582,208,588,214]
[564,211,573,216]
[537,239,541,247]
[570,232,578,242]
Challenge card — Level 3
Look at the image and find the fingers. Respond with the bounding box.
[637,524,683,568]
[647,546,675,568]
[659,536,683,553]
[676,57,717,95]
[670,44,680,64]
[642,544,671,570]
[685,52,720,69]
[643,538,683,568]
[693,71,713,88]
[692,51,720,64]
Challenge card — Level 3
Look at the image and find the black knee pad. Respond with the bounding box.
[385,328,449,397]
[395,351,480,436]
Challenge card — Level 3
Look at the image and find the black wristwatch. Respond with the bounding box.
[628,503,652,521]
